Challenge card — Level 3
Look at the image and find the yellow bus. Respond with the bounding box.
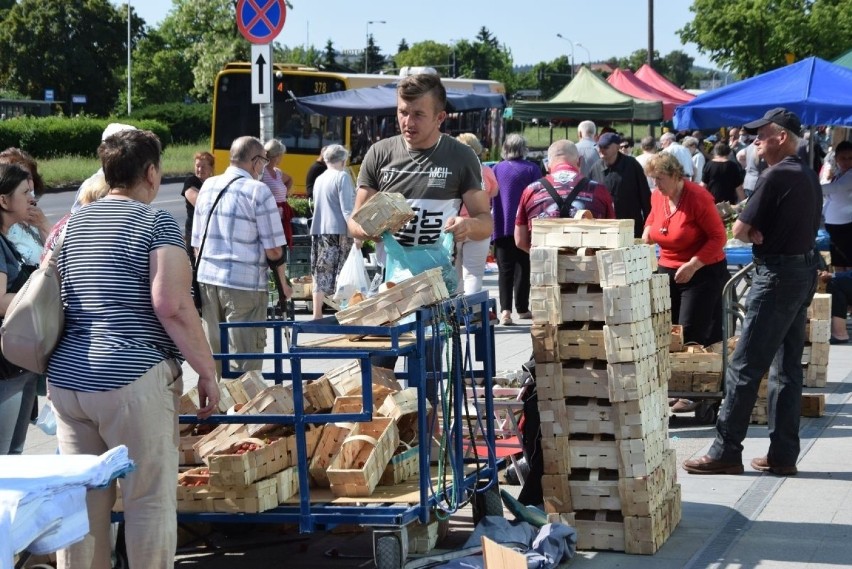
[210,63,505,196]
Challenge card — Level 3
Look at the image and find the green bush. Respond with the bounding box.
[289,197,312,218]
[131,103,212,144]
[0,116,170,159]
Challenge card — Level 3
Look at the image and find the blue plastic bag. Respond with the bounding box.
[382,230,458,294]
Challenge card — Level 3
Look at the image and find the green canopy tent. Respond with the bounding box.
[834,48,852,70]
[512,66,663,122]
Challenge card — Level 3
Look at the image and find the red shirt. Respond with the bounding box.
[645,180,726,268]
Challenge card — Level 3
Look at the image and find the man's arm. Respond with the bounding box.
[515,224,531,253]
[266,246,293,298]
[732,219,763,244]
[445,189,492,242]
[347,187,378,239]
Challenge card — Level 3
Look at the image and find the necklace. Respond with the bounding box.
[659,184,685,236]
[406,135,443,168]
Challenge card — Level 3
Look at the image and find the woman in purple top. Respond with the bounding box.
[491,134,542,325]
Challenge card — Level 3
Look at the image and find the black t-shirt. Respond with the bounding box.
[182,175,202,233]
[703,160,744,203]
[305,161,327,200]
[738,155,821,256]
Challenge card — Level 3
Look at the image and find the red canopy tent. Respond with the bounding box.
[606,68,681,120]
[635,64,694,104]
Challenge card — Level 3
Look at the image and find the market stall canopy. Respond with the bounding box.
[634,64,694,104]
[512,66,662,122]
[292,83,506,116]
[674,57,852,130]
[606,68,682,120]
[834,48,852,69]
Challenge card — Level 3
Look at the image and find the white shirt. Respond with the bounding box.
[692,152,706,184]
[822,169,852,225]
[663,142,695,180]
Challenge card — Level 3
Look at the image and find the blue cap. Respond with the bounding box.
[597,132,621,148]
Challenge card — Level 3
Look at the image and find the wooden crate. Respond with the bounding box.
[669,324,684,353]
[611,389,669,441]
[303,376,336,413]
[565,397,614,435]
[608,357,658,403]
[557,323,607,361]
[670,349,722,374]
[180,382,235,416]
[531,284,605,325]
[657,348,671,388]
[618,448,677,517]
[323,361,401,410]
[804,364,827,388]
[602,282,651,326]
[179,435,204,466]
[529,246,599,285]
[541,474,573,512]
[378,387,429,445]
[569,468,621,511]
[807,293,831,320]
[541,434,571,475]
[617,428,669,478]
[805,319,830,344]
[568,510,626,552]
[570,433,619,470]
[309,396,363,487]
[327,417,400,497]
[531,323,560,363]
[238,370,269,399]
[531,218,634,250]
[379,443,419,485]
[535,359,610,401]
[530,285,561,325]
[624,484,681,555]
[538,398,568,438]
[801,393,825,417]
[176,467,279,514]
[221,378,251,406]
[335,267,448,327]
[649,273,671,314]
[603,320,656,364]
[408,517,442,555]
[350,191,415,237]
[802,342,830,367]
[290,276,313,300]
[595,245,655,287]
[275,466,300,503]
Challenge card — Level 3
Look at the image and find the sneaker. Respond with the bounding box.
[499,311,513,326]
[671,399,699,413]
[516,311,533,320]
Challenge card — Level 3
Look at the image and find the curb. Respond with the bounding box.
[45,174,190,194]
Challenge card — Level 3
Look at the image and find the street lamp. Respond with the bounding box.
[556,33,575,80]
[127,2,131,115]
[576,43,591,68]
[365,20,386,73]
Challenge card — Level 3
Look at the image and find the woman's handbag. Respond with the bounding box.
[0,229,66,374]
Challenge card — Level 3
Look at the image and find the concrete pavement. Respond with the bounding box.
[19,271,852,568]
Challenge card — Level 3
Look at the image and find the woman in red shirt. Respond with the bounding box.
[643,153,729,410]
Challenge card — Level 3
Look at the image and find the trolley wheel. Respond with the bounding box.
[374,534,404,569]
[695,401,719,424]
[472,482,503,525]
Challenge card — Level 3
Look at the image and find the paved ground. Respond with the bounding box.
[19,272,852,568]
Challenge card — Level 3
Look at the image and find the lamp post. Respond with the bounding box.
[576,43,591,68]
[365,20,386,73]
[556,33,575,80]
[127,2,131,115]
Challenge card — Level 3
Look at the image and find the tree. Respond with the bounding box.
[661,50,694,88]
[393,40,452,74]
[130,27,194,108]
[454,27,514,85]
[361,34,387,73]
[0,0,132,115]
[322,39,337,68]
[397,39,409,53]
[275,45,323,67]
[617,49,663,72]
[678,0,852,77]
[529,56,572,99]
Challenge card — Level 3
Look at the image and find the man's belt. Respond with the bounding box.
[753,251,815,265]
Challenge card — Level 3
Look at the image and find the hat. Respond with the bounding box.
[101,122,137,141]
[743,108,801,134]
[597,132,621,148]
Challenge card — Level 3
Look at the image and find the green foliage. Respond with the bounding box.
[130,103,211,143]
[454,28,514,83]
[610,48,695,88]
[0,116,170,159]
[362,35,388,74]
[275,45,323,67]
[526,56,573,99]
[288,197,312,218]
[322,40,337,68]
[130,28,195,108]
[393,41,452,72]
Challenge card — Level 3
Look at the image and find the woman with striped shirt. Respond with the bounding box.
[262,139,295,247]
[47,130,219,569]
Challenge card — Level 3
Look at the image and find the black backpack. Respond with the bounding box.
[537,176,589,218]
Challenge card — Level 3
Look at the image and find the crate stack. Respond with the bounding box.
[804,293,831,388]
[528,219,680,555]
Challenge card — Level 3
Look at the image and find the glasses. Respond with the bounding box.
[252,154,270,166]
[620,144,630,149]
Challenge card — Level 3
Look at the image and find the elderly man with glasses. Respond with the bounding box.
[191,135,292,375]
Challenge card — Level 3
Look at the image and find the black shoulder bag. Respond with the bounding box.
[193,177,242,310]
[0,234,37,379]
[538,176,589,218]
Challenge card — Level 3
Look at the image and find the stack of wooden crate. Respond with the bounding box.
[804,293,831,387]
[528,219,681,555]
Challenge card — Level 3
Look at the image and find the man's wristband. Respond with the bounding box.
[267,255,286,269]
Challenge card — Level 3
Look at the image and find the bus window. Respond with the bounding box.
[273,75,346,154]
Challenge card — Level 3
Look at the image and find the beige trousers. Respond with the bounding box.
[200,283,268,375]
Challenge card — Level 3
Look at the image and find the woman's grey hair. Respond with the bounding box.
[322,144,349,165]
[264,139,286,158]
[682,136,699,149]
[501,133,528,160]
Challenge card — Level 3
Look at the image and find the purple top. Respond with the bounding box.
[491,158,542,240]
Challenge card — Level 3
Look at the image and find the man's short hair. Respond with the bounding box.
[501,133,528,160]
[640,136,657,152]
[682,136,699,149]
[660,132,676,145]
[836,140,852,155]
[230,136,264,163]
[397,73,446,112]
[548,139,580,167]
[578,120,597,138]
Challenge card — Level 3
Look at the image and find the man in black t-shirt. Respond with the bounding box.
[685,108,820,477]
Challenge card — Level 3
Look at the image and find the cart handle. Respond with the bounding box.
[342,434,379,447]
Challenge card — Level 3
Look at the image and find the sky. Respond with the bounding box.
[123,0,716,70]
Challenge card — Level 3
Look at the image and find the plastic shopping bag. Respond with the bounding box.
[382,230,458,294]
[333,246,371,307]
[36,401,57,435]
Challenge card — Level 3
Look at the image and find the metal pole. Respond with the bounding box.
[647,0,655,138]
[127,2,131,115]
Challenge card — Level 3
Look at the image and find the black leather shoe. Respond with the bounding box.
[683,454,744,475]
[750,456,798,476]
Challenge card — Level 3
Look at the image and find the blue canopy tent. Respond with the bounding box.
[674,57,852,129]
[292,83,507,116]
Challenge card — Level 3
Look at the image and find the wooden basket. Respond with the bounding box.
[327,417,400,497]
[335,268,448,327]
[377,387,430,445]
[350,191,415,236]
[308,396,364,487]
[379,443,420,485]
[176,467,279,514]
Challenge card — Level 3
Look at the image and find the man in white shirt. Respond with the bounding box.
[683,136,706,184]
[660,132,695,181]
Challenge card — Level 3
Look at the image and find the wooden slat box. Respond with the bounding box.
[309,396,363,487]
[538,399,569,438]
[657,348,671,388]
[603,282,651,326]
[801,393,825,417]
[624,484,681,555]
[617,427,669,478]
[324,361,401,411]
[566,510,626,552]
[802,342,830,367]
[531,324,560,363]
[804,364,827,388]
[237,370,269,399]
[807,293,831,320]
[335,267,448,327]
[558,322,607,361]
[290,276,313,300]
[649,273,671,314]
[180,382,236,416]
[176,467,279,514]
[378,387,430,445]
[603,320,656,364]
[805,319,830,344]
[531,284,605,325]
[275,466,300,503]
[350,191,415,237]
[565,397,614,435]
[542,474,573,512]
[570,433,618,470]
[596,245,655,287]
[541,434,571,475]
[618,448,677,517]
[303,377,336,413]
[670,348,722,374]
[607,357,658,403]
[531,218,634,250]
[327,417,400,497]
[612,389,669,441]
[536,359,609,401]
[669,324,684,353]
[379,443,419,485]
[179,435,204,466]
[569,468,621,511]
[530,246,599,285]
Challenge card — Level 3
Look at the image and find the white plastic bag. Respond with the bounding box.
[36,402,57,435]
[333,246,371,306]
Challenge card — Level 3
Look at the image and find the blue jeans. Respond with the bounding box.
[0,371,38,454]
[709,256,817,465]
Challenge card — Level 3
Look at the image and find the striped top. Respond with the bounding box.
[261,167,288,203]
[47,198,186,392]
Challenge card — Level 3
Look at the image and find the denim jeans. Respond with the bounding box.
[709,257,818,465]
[0,371,38,455]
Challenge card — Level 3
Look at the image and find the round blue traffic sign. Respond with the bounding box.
[236,0,286,44]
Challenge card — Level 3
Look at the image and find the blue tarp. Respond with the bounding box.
[292,83,506,117]
[674,57,852,130]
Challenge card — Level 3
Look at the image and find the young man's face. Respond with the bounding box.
[397,92,446,150]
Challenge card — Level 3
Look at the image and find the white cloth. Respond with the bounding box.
[692,152,706,184]
[822,169,852,225]
[663,142,695,180]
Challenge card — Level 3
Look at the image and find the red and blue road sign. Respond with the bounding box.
[236,0,286,44]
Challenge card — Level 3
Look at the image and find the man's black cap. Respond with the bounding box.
[743,107,802,135]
